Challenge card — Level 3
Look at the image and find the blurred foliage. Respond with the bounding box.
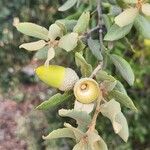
[0,0,150,149]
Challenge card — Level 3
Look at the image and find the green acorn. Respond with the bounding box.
[74,78,101,104]
[35,65,79,91]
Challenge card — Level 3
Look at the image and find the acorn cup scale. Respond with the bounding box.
[35,65,79,91]
[74,78,101,104]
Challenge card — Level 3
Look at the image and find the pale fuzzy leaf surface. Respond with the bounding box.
[104,23,133,41]
[58,0,77,11]
[48,23,63,41]
[88,132,108,150]
[115,112,129,142]
[110,54,135,85]
[36,92,73,110]
[75,52,92,77]
[134,15,150,39]
[59,109,91,131]
[43,128,75,140]
[114,8,138,27]
[58,32,78,52]
[100,100,129,142]
[44,47,55,67]
[142,3,150,16]
[73,131,108,150]
[19,40,46,51]
[107,90,137,112]
[73,141,88,150]
[100,99,122,133]
[74,100,94,114]
[87,38,103,61]
[73,11,90,34]
[64,123,85,142]
[16,22,48,40]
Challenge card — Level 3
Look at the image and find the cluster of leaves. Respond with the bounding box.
[15,0,150,149]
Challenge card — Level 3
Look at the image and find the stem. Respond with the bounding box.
[86,0,104,134]
[90,62,103,78]
[87,97,101,133]
[97,0,104,52]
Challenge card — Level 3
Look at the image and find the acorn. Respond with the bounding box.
[74,78,101,104]
[35,65,79,91]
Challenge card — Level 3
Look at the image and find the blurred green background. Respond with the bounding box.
[0,0,149,150]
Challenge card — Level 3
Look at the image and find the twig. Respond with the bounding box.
[87,97,101,133]
[97,0,104,52]
[90,62,103,78]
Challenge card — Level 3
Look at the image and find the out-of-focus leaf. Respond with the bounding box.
[107,90,137,112]
[110,54,135,85]
[48,23,63,40]
[142,3,150,16]
[16,22,48,40]
[58,0,77,11]
[123,0,136,3]
[44,47,55,67]
[43,128,75,140]
[19,40,46,51]
[102,14,112,30]
[58,32,78,52]
[104,23,133,41]
[75,52,92,77]
[56,19,77,32]
[100,99,129,142]
[36,92,74,110]
[73,12,90,34]
[59,109,91,131]
[114,8,138,27]
[34,46,49,60]
[87,38,103,61]
[134,15,150,39]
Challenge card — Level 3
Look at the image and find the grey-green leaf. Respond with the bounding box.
[134,15,150,39]
[36,92,73,110]
[58,0,77,11]
[107,90,137,112]
[56,19,77,32]
[114,80,127,95]
[16,22,48,40]
[75,52,92,77]
[104,23,133,41]
[110,54,135,85]
[87,38,103,61]
[58,32,78,52]
[59,109,91,131]
[73,12,90,34]
[43,128,76,140]
[34,46,49,60]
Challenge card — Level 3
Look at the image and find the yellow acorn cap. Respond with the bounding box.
[35,65,79,91]
[74,78,101,104]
